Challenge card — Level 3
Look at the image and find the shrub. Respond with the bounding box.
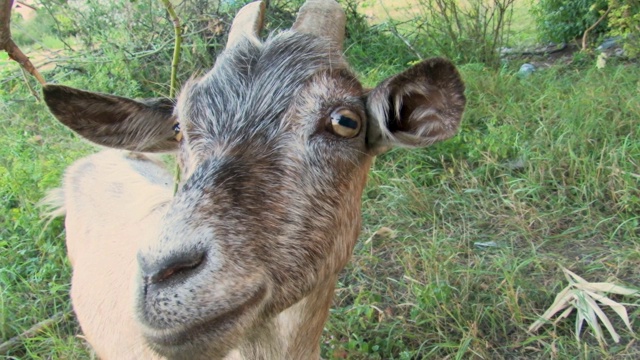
[26,0,385,96]
[607,0,640,58]
[10,7,58,46]
[531,0,608,43]
[42,0,232,96]
[400,0,516,68]
[532,0,639,58]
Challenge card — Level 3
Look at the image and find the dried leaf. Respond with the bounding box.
[576,310,585,342]
[577,292,605,346]
[529,287,573,332]
[531,267,639,345]
[584,294,620,343]
[364,226,396,244]
[553,306,575,325]
[584,289,635,333]
[574,282,640,296]
[562,267,589,284]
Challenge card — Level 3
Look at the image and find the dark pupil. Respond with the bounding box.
[337,115,358,129]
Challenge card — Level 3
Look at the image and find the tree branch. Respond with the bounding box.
[15,1,36,11]
[159,0,183,195]
[160,0,182,98]
[0,0,46,85]
[582,7,611,51]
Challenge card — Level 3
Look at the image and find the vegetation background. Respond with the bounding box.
[1,0,639,358]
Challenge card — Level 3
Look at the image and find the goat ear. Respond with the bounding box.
[366,58,466,154]
[43,85,179,152]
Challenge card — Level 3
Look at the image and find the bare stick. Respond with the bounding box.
[582,7,610,51]
[0,312,67,355]
[387,24,423,60]
[0,0,46,85]
[160,0,182,98]
[159,0,183,195]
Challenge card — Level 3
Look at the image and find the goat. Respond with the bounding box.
[42,0,466,358]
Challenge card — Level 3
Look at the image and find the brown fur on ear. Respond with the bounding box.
[366,58,466,154]
[43,85,179,152]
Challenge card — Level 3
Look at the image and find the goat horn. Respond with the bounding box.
[226,0,267,49]
[292,0,346,51]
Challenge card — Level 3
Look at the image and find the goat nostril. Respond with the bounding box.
[143,250,206,285]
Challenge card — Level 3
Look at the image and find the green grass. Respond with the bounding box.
[2,60,639,359]
[320,61,640,359]
[0,82,93,358]
[2,3,640,359]
[508,0,538,46]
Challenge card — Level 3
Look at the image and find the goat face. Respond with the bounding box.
[139,34,375,357]
[42,0,465,358]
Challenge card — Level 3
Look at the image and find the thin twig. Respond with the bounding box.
[15,0,35,10]
[159,0,183,195]
[160,0,182,98]
[582,7,611,51]
[387,24,423,60]
[0,312,68,355]
[38,0,73,51]
[20,66,40,101]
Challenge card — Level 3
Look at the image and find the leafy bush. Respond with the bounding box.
[532,0,639,58]
[607,0,640,58]
[10,7,58,46]
[39,0,233,97]
[30,0,383,97]
[396,0,516,68]
[531,0,608,43]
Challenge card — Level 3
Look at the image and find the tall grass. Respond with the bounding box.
[1,63,93,358]
[321,61,640,359]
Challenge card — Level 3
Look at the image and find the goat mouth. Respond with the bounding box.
[144,284,268,349]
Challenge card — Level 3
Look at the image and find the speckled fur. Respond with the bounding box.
[138,33,372,360]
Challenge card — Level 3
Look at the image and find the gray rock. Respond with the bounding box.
[518,63,535,76]
[598,37,621,51]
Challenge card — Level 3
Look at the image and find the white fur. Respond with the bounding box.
[60,150,171,359]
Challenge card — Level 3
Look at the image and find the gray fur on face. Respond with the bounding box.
[138,30,373,359]
[179,32,348,150]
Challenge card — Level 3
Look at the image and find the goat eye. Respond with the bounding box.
[329,109,361,138]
